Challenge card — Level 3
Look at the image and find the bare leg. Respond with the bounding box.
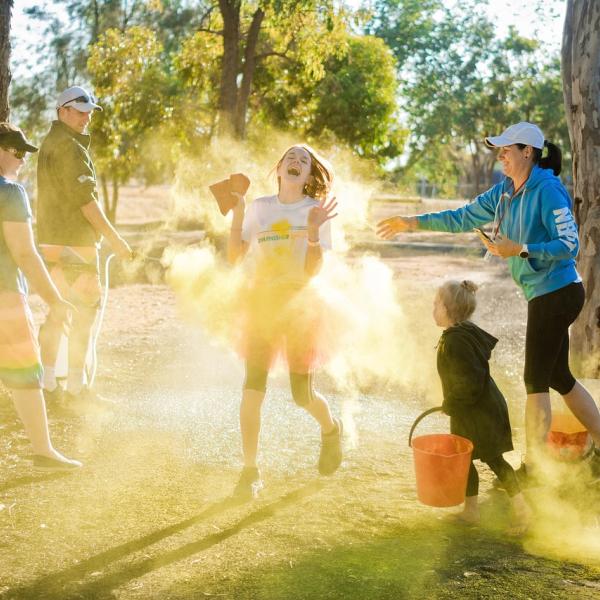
[240,389,265,468]
[67,307,97,393]
[303,390,335,434]
[39,317,63,390]
[525,392,552,463]
[459,496,480,523]
[68,307,96,371]
[562,380,600,447]
[508,492,532,535]
[11,388,73,461]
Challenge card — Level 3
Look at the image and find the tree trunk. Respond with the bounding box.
[217,0,241,137]
[108,177,119,224]
[470,149,484,196]
[234,7,264,138]
[100,174,110,215]
[562,0,600,377]
[0,0,13,122]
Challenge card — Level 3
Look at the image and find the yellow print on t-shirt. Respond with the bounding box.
[253,219,309,285]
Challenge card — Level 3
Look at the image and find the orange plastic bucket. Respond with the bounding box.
[546,412,592,461]
[409,408,474,507]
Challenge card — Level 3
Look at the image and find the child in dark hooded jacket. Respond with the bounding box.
[434,280,531,533]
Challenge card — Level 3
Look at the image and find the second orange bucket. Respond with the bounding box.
[409,408,473,507]
[547,412,592,461]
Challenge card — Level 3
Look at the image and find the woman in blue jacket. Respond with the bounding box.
[377,122,600,477]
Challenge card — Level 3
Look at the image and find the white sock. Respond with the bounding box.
[42,366,57,392]
[67,369,84,395]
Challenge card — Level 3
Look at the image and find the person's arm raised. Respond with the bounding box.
[227,194,249,264]
[305,196,338,277]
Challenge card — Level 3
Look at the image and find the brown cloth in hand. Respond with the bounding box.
[209,173,250,215]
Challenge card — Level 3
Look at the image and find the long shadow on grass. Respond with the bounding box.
[0,471,72,493]
[190,520,597,600]
[4,480,324,600]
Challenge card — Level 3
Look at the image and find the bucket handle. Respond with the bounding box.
[408,406,444,447]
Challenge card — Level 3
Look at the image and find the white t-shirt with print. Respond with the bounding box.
[242,194,332,288]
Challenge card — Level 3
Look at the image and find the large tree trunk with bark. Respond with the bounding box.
[0,1,13,122]
[234,7,264,138]
[562,0,600,377]
[217,1,264,139]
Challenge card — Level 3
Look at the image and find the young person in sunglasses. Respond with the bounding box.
[36,86,132,404]
[377,122,600,482]
[0,123,81,469]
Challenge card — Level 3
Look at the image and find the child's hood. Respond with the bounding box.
[442,321,498,360]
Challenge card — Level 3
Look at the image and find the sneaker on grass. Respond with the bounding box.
[318,418,343,476]
[233,466,263,500]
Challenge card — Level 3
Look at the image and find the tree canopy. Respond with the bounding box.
[7,0,568,204]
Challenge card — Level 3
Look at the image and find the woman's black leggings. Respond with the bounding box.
[524,282,584,395]
[466,456,520,497]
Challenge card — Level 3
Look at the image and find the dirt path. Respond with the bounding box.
[1,253,599,599]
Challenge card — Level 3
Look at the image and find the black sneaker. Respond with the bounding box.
[43,386,64,404]
[32,454,83,471]
[515,462,545,488]
[233,467,263,500]
[318,418,343,476]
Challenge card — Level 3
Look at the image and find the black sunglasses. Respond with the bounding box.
[61,94,96,107]
[4,147,27,159]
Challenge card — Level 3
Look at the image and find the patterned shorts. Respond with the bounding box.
[39,244,101,308]
[0,290,43,389]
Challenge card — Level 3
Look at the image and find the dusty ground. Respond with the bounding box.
[1,193,600,598]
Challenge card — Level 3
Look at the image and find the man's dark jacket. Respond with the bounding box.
[37,120,99,246]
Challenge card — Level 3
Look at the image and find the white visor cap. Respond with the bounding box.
[485,122,544,149]
[56,86,102,112]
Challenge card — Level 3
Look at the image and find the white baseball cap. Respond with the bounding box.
[56,86,102,112]
[485,122,544,149]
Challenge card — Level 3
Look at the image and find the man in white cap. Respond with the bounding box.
[36,85,132,403]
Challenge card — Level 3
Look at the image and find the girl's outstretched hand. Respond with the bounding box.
[376,216,417,239]
[308,196,338,229]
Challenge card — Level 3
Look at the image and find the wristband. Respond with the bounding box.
[307,238,320,247]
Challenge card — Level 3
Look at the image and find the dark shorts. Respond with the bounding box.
[524,282,584,395]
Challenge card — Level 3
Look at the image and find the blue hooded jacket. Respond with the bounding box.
[416,165,580,300]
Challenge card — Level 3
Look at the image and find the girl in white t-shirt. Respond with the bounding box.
[228,144,341,499]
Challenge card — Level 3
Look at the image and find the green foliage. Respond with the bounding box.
[311,36,403,159]
[260,34,405,163]
[372,0,569,193]
[87,26,171,186]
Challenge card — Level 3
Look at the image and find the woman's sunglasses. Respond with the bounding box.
[4,147,27,159]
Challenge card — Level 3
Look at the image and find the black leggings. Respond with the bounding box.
[524,282,584,395]
[244,362,314,407]
[466,456,520,497]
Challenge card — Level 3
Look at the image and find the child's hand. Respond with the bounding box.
[308,196,338,229]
